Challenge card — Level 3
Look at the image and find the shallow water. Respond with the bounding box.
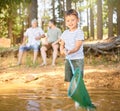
[0,87,120,111]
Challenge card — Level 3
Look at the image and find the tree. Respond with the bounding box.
[116,1,120,36]
[28,0,38,26]
[52,0,55,19]
[86,0,90,39]
[106,0,114,38]
[0,0,31,45]
[66,0,72,10]
[97,0,103,39]
[62,0,66,30]
[58,0,63,19]
[90,0,94,39]
[107,1,114,37]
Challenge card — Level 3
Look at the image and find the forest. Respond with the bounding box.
[0,0,120,57]
[0,0,120,41]
[0,0,120,111]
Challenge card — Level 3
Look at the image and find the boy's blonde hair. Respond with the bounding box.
[65,9,78,18]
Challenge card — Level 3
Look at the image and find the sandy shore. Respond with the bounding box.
[0,56,120,90]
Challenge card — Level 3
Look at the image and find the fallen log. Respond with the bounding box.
[84,36,120,55]
[0,36,120,57]
[0,47,18,57]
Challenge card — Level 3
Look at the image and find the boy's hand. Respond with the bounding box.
[64,49,70,55]
[66,50,71,55]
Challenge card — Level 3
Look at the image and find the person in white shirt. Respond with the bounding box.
[17,19,45,65]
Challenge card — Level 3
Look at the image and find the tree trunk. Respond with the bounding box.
[28,0,38,26]
[62,0,66,30]
[58,0,62,18]
[97,0,103,40]
[8,18,13,46]
[116,3,120,36]
[87,7,90,39]
[66,0,71,10]
[108,3,113,38]
[52,0,55,19]
[90,2,94,39]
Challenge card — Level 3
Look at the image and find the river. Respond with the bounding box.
[0,87,120,111]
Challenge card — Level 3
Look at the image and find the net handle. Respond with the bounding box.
[66,57,75,74]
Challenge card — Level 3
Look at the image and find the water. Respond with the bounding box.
[89,88,120,111]
[0,87,120,111]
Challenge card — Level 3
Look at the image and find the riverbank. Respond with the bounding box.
[0,56,120,90]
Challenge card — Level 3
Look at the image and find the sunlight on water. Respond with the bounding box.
[0,88,120,111]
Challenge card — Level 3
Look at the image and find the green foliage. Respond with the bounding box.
[0,15,8,38]
[0,47,9,52]
[41,15,50,32]
[0,0,31,45]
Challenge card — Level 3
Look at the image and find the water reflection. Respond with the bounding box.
[26,100,40,111]
[0,88,120,111]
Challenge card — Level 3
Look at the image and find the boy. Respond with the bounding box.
[60,9,84,83]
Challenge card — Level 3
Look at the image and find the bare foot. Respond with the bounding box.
[40,63,47,67]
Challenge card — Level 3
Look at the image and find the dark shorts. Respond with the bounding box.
[44,43,53,50]
[65,59,84,82]
[43,42,59,50]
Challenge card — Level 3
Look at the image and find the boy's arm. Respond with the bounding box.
[60,39,66,55]
[67,40,83,55]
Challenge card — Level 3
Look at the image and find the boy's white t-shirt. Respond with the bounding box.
[61,29,84,60]
[24,27,44,46]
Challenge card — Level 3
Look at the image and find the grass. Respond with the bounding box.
[0,46,119,68]
[0,47,9,52]
[25,55,40,68]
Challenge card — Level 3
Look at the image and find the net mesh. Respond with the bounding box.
[68,68,96,109]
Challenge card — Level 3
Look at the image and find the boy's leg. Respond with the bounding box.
[65,59,73,82]
[64,59,73,91]
[52,44,59,66]
[72,59,84,77]
[40,46,47,65]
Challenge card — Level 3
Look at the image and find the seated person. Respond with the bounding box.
[40,19,62,66]
[17,18,45,65]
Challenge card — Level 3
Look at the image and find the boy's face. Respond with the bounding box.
[65,15,79,31]
[48,21,52,28]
